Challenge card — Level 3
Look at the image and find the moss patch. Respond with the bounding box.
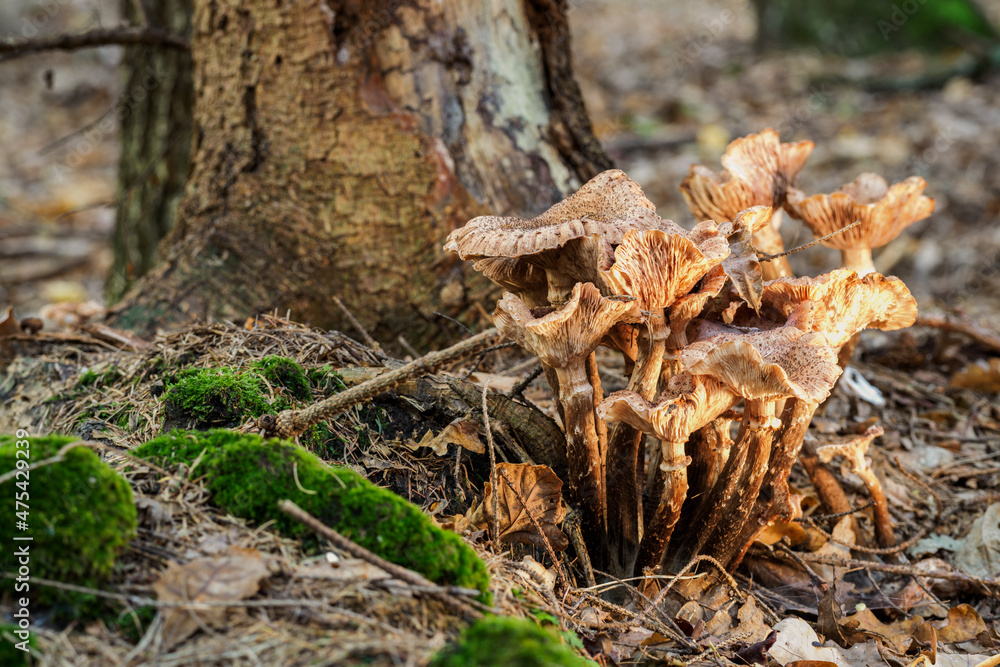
[135,430,489,597]
[0,435,137,616]
[429,616,596,667]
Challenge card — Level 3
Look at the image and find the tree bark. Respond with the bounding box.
[108,0,610,347]
[108,0,194,301]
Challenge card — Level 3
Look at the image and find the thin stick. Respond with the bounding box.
[258,328,500,437]
[482,375,501,550]
[0,26,189,61]
[397,335,420,359]
[915,313,1000,354]
[507,364,544,399]
[331,296,377,349]
[758,219,863,262]
[278,500,484,618]
[792,552,1000,590]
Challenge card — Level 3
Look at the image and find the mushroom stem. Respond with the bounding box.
[703,399,779,568]
[669,400,779,571]
[729,399,817,568]
[634,436,691,574]
[840,248,877,276]
[754,210,795,280]
[605,314,668,576]
[856,466,896,549]
[555,361,605,548]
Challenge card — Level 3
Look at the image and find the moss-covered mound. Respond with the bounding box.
[0,435,137,611]
[163,356,311,429]
[136,430,489,596]
[429,616,596,667]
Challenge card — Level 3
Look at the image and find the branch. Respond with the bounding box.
[0,26,189,62]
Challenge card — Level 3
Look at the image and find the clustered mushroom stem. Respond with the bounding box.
[730,399,817,568]
[703,399,779,564]
[605,315,669,576]
[634,437,689,573]
[840,247,877,276]
[555,362,606,548]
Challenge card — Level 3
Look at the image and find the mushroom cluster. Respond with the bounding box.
[444,130,925,579]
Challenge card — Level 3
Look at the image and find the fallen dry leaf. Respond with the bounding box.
[152,546,270,650]
[471,462,568,550]
[936,604,988,644]
[719,215,763,314]
[954,502,1000,579]
[410,417,485,456]
[950,358,1000,393]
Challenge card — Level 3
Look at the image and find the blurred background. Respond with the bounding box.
[2,0,999,324]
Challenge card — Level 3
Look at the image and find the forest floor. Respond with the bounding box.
[2,0,1000,666]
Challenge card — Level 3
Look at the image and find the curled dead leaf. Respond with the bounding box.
[719,211,764,314]
[410,417,485,456]
[151,546,270,650]
[471,462,568,550]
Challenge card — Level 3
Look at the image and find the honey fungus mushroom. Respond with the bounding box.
[445,169,667,306]
[493,282,641,546]
[784,173,935,276]
[680,128,814,279]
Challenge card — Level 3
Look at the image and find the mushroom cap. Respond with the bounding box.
[680,128,814,222]
[493,282,642,367]
[597,373,737,444]
[815,425,885,472]
[599,222,729,310]
[473,257,549,306]
[784,174,935,250]
[680,325,842,403]
[444,169,666,260]
[756,268,917,347]
[667,264,729,350]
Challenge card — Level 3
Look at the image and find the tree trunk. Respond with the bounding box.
[107,0,194,302]
[108,0,610,348]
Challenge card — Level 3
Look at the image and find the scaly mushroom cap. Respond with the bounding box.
[493,282,642,368]
[784,173,935,251]
[598,373,737,445]
[815,425,885,473]
[599,222,729,310]
[757,268,917,347]
[445,169,666,260]
[680,129,814,221]
[680,325,842,404]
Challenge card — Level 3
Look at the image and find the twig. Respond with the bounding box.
[758,219,863,262]
[462,342,518,379]
[278,500,484,618]
[255,328,500,437]
[563,507,596,588]
[397,335,420,359]
[331,296,377,349]
[914,313,1000,354]
[794,500,875,523]
[792,552,1000,591]
[482,376,501,551]
[0,26,189,62]
[507,364,544,400]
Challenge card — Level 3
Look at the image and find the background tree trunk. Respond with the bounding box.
[107,0,194,302]
[109,0,610,348]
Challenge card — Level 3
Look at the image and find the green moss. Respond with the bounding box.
[429,616,597,667]
[77,368,123,388]
[253,356,310,400]
[0,435,137,617]
[136,430,490,598]
[0,623,37,665]
[162,357,314,430]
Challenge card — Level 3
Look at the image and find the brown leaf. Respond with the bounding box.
[411,417,485,456]
[719,216,763,314]
[476,463,568,550]
[152,547,270,650]
[950,358,1000,393]
[936,603,988,644]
